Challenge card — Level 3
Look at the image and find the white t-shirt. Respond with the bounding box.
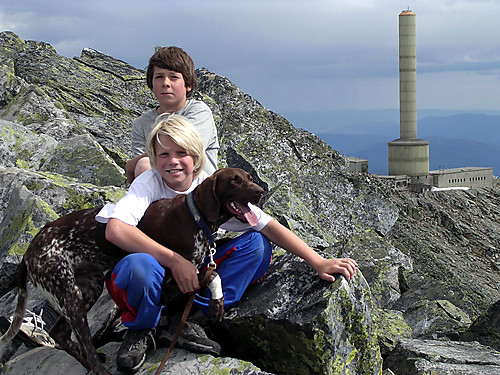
[96,169,272,233]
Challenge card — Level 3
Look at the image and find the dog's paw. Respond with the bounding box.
[209,297,224,322]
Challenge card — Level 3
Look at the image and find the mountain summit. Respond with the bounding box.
[0,31,499,374]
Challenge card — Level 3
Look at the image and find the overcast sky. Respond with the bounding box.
[1,0,499,117]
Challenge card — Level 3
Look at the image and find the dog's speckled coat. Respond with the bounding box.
[0,168,264,375]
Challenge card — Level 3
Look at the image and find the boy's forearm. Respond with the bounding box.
[261,220,358,281]
[260,220,324,269]
[105,218,176,267]
[105,218,200,293]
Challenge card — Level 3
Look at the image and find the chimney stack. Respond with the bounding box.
[388,10,429,177]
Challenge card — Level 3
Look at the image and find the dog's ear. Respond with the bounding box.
[194,173,220,222]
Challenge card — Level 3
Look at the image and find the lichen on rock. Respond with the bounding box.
[0,31,499,375]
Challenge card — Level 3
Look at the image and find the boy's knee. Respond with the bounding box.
[135,156,151,177]
[120,252,155,266]
[116,253,162,285]
[259,234,273,262]
[243,231,272,259]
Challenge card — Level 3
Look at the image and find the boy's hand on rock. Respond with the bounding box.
[317,257,358,282]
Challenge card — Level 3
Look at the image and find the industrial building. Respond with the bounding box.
[430,167,494,189]
[361,9,495,192]
[347,157,368,173]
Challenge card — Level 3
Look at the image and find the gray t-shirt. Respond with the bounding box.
[131,99,219,175]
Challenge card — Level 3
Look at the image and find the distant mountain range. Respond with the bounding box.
[283,110,500,176]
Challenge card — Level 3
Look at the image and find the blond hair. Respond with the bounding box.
[146,114,205,178]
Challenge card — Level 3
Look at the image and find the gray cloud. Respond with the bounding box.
[0,0,499,113]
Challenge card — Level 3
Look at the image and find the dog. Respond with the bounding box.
[0,168,264,375]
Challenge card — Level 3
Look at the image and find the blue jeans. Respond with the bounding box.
[106,231,272,329]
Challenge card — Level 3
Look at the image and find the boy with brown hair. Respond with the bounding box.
[126,46,219,182]
[0,46,219,355]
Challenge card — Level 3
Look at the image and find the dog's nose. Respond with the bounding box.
[255,186,264,197]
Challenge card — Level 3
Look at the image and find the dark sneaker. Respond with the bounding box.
[0,309,56,348]
[157,317,221,356]
[116,328,156,373]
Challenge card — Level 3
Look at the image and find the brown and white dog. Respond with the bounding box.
[0,168,264,375]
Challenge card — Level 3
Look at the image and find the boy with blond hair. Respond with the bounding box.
[99,114,358,373]
[0,46,220,351]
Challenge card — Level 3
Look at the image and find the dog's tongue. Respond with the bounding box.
[234,202,259,227]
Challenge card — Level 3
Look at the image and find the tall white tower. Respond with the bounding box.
[388,10,429,176]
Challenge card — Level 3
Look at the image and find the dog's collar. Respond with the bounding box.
[185,192,216,245]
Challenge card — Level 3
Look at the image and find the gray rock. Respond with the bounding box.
[384,339,500,375]
[40,133,125,186]
[1,344,275,375]
[460,299,500,351]
[0,119,57,170]
[372,308,412,355]
[1,31,499,375]
[403,299,471,339]
[388,188,500,319]
[214,267,381,375]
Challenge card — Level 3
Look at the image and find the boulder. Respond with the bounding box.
[384,339,500,375]
[460,299,500,351]
[213,259,381,375]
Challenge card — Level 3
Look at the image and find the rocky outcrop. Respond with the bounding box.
[0,31,499,374]
[460,299,500,351]
[384,339,500,375]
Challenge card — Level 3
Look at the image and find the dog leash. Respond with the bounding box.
[154,264,215,375]
[154,192,219,374]
[185,191,218,271]
[185,192,216,245]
